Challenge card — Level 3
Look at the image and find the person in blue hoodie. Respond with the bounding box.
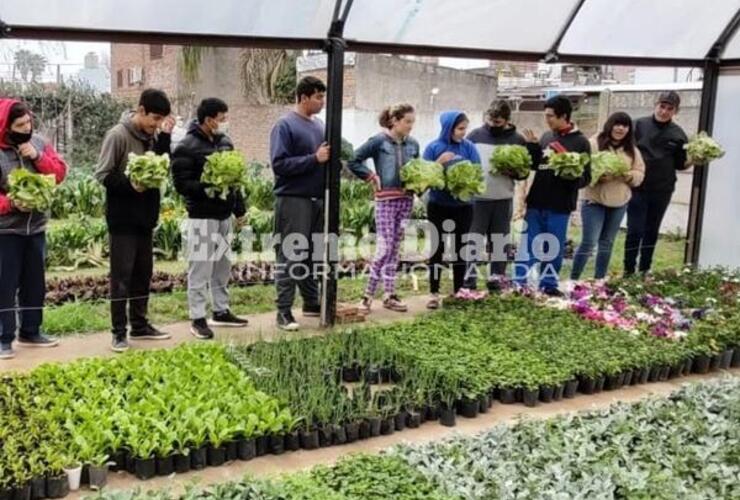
[423,111,481,309]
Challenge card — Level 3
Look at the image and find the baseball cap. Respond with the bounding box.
[657,90,680,109]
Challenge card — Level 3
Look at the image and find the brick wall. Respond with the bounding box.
[111,44,179,105]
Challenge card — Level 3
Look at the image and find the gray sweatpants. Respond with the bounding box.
[184,218,233,320]
[274,196,323,313]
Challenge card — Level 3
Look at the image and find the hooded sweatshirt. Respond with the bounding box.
[467,124,538,200]
[0,98,68,235]
[423,110,482,207]
[94,111,171,234]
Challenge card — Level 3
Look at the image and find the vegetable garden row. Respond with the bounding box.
[1,268,738,499]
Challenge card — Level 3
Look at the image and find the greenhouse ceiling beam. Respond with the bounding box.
[543,0,587,63]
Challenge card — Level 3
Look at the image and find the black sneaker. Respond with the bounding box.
[190,318,215,340]
[17,333,60,348]
[302,303,321,317]
[130,324,171,340]
[0,343,15,360]
[111,336,129,353]
[210,310,249,327]
[542,287,564,298]
[277,311,300,331]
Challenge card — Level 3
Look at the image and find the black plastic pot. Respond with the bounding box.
[190,446,207,470]
[683,357,694,375]
[605,373,620,391]
[579,377,596,395]
[417,407,428,424]
[669,363,683,379]
[622,370,633,386]
[478,394,491,413]
[693,354,711,374]
[45,475,69,499]
[553,383,565,401]
[380,417,395,435]
[389,367,402,383]
[630,368,641,385]
[617,371,626,387]
[299,430,319,450]
[174,453,191,473]
[342,364,361,383]
[379,366,392,383]
[285,431,301,451]
[648,365,661,382]
[88,465,108,489]
[269,434,285,455]
[457,398,479,418]
[224,440,238,461]
[318,426,333,447]
[134,457,156,480]
[155,455,174,476]
[368,417,382,437]
[0,487,12,500]
[358,420,371,440]
[345,422,359,443]
[522,388,539,407]
[364,367,381,384]
[731,347,740,368]
[564,379,579,399]
[638,367,650,384]
[332,425,348,445]
[500,387,518,404]
[719,348,734,369]
[658,365,670,381]
[394,411,408,431]
[439,405,456,427]
[12,484,30,500]
[539,385,554,403]
[256,435,269,455]
[207,445,227,466]
[125,453,136,474]
[81,465,90,487]
[710,354,721,371]
[30,477,45,500]
[110,449,127,472]
[407,412,421,428]
[425,404,440,420]
[595,375,605,393]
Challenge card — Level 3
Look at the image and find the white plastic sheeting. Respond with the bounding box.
[2,0,740,63]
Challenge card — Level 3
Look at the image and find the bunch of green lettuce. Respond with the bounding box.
[446,161,485,201]
[589,151,630,187]
[400,158,445,194]
[126,151,170,189]
[201,150,249,200]
[7,168,57,211]
[490,145,532,179]
[685,132,725,165]
[546,151,589,180]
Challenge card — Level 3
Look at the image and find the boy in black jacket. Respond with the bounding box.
[171,98,248,340]
[513,95,591,295]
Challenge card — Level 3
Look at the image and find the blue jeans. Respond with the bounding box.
[571,201,627,280]
[512,208,569,290]
[0,233,46,345]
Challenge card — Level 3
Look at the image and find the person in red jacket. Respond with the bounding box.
[0,99,67,359]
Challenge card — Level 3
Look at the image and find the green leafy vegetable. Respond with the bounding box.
[7,168,57,211]
[490,145,532,179]
[400,159,445,194]
[589,151,630,187]
[125,151,170,190]
[545,151,589,180]
[685,132,724,165]
[446,160,485,201]
[201,151,248,200]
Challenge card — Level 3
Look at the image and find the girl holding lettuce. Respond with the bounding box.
[571,112,645,281]
[348,104,419,313]
[423,111,481,309]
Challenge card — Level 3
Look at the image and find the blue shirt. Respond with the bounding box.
[270,111,325,198]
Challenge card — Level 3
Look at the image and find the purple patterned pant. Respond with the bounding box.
[366,197,413,296]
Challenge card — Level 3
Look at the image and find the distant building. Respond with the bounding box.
[71,52,110,93]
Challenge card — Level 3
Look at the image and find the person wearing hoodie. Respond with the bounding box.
[625,91,692,276]
[571,112,645,281]
[94,89,174,353]
[512,95,591,296]
[464,100,540,291]
[171,98,248,341]
[348,103,419,314]
[0,99,67,360]
[423,110,481,309]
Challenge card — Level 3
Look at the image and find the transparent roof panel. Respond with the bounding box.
[722,28,740,60]
[559,0,740,60]
[0,0,335,40]
[343,0,581,54]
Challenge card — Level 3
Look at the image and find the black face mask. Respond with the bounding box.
[7,130,33,145]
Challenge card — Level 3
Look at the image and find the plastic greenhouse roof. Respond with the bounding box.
[2,0,740,66]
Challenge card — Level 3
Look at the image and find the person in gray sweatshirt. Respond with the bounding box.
[464,100,539,290]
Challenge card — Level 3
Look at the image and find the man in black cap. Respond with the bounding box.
[624,91,692,276]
